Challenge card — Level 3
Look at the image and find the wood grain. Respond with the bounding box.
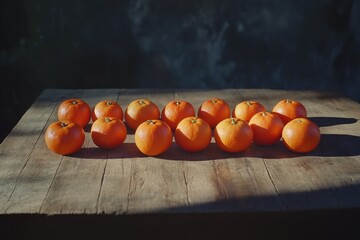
[0,90,59,211]
[1,89,360,214]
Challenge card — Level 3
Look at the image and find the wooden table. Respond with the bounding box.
[1,89,360,238]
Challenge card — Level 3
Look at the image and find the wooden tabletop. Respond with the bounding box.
[1,88,360,215]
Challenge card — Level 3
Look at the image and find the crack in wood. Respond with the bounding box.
[244,160,258,192]
[116,89,121,102]
[39,155,64,213]
[96,157,108,214]
[182,161,190,206]
[126,159,134,213]
[212,160,229,200]
[121,159,124,175]
[262,158,286,209]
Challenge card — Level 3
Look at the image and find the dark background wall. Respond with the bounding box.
[1,0,359,141]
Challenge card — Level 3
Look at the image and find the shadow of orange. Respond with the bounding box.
[70,134,360,160]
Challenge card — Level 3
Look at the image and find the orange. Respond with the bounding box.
[232,101,266,122]
[161,100,195,130]
[92,100,123,122]
[175,117,212,152]
[57,99,91,127]
[282,118,321,153]
[249,111,284,145]
[135,120,172,156]
[272,99,307,125]
[91,117,127,149]
[198,98,231,128]
[125,99,160,130]
[44,120,85,155]
[214,118,253,153]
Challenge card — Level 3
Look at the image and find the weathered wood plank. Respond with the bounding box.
[258,89,360,210]
[170,89,232,212]
[223,89,283,211]
[165,89,282,212]
[0,90,59,209]
[313,107,360,208]
[95,89,138,214]
[40,89,119,214]
[3,90,116,213]
[98,89,189,214]
[3,96,62,213]
[1,89,360,214]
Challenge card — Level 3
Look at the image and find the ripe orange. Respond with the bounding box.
[272,99,307,125]
[125,99,160,130]
[161,100,195,130]
[232,101,266,122]
[198,98,231,128]
[91,117,127,149]
[45,120,85,155]
[249,111,284,145]
[214,118,253,153]
[135,120,172,156]
[282,118,321,153]
[58,99,91,127]
[175,117,212,152]
[92,100,123,122]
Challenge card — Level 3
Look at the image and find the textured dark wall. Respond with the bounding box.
[1,0,360,140]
